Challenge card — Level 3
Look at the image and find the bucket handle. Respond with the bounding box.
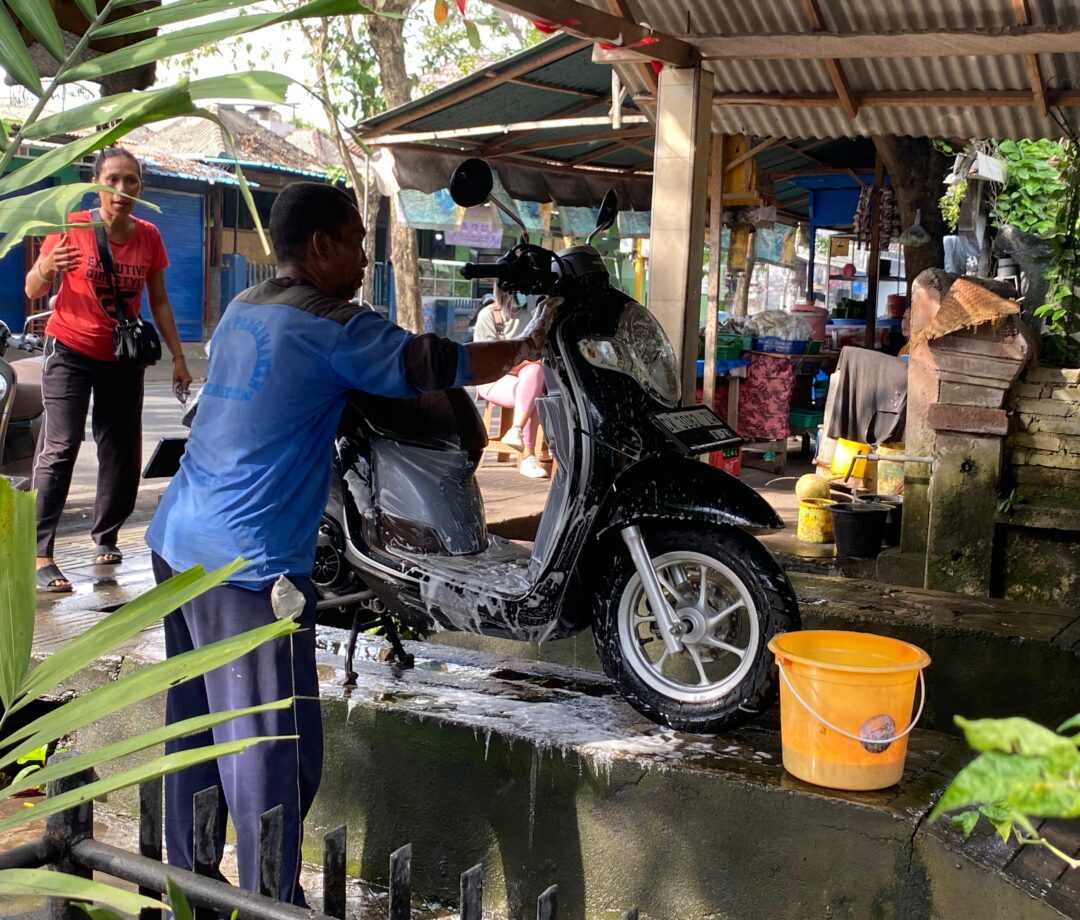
[776,661,926,746]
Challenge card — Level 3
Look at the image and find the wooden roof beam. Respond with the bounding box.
[802,0,859,118]
[506,76,602,99]
[594,24,1080,62]
[604,0,659,94]
[723,136,786,174]
[702,89,1080,108]
[356,38,590,137]
[482,0,698,68]
[367,115,648,146]
[1012,0,1049,118]
[479,95,621,155]
[484,125,654,158]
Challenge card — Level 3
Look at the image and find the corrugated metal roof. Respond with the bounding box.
[608,0,1080,139]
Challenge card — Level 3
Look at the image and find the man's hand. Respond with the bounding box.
[517,295,563,361]
[464,295,563,385]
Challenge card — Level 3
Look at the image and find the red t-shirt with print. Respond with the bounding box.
[40,211,169,362]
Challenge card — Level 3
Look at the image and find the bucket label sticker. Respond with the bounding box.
[859,715,896,754]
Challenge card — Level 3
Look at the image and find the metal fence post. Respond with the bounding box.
[537,885,557,920]
[388,843,412,920]
[44,756,95,920]
[321,825,346,920]
[138,778,163,920]
[459,864,482,920]
[192,787,222,920]
[257,805,284,900]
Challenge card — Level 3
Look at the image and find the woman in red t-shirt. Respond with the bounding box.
[25,147,192,592]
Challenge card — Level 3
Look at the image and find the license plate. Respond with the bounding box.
[652,406,742,455]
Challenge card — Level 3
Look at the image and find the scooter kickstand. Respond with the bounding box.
[342,611,361,687]
[380,611,415,670]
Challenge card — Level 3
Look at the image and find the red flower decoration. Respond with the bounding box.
[456,0,465,10]
[533,19,557,33]
[634,35,659,45]
[649,60,663,74]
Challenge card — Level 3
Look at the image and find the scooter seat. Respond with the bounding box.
[346,387,488,453]
[11,355,42,422]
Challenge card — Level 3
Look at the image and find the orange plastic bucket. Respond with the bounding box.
[767,630,930,790]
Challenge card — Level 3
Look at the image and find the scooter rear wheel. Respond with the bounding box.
[592,523,799,733]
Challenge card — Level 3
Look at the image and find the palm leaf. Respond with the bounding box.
[71,0,98,23]
[0,183,161,261]
[0,481,34,710]
[13,557,245,711]
[7,0,66,62]
[0,736,287,835]
[93,0,372,39]
[0,869,166,913]
[63,0,374,83]
[0,616,298,771]
[23,73,294,141]
[0,2,42,95]
[0,82,196,199]
[1,699,291,798]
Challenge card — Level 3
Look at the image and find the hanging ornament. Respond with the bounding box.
[433,0,448,24]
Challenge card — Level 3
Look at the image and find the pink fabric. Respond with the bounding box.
[478,362,545,448]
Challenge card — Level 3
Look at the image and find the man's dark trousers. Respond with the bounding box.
[152,554,322,906]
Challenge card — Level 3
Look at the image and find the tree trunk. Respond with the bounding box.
[873,136,952,286]
[305,18,380,305]
[368,0,422,331]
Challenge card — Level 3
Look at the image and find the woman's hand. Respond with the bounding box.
[172,355,193,395]
[44,234,81,275]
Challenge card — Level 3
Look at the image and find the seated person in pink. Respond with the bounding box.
[472,285,548,479]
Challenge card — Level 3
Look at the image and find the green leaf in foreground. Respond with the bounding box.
[0,869,165,914]
[1,615,298,771]
[1,699,292,799]
[13,556,246,712]
[0,736,288,836]
[0,479,34,710]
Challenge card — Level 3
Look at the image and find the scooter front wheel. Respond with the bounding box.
[592,524,799,733]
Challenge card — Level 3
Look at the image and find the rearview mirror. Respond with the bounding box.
[587,189,619,245]
[449,158,494,208]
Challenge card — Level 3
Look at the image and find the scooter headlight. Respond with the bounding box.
[578,302,681,406]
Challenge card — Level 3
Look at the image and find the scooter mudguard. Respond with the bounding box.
[596,454,784,537]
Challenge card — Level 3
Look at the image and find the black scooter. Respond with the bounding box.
[314,158,800,733]
[0,311,49,490]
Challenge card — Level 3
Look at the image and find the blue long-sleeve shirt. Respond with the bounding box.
[146,278,472,588]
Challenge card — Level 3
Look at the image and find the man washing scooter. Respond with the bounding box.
[145,182,558,905]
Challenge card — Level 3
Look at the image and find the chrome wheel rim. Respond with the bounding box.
[617,549,760,704]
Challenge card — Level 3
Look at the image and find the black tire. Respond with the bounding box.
[591,523,800,734]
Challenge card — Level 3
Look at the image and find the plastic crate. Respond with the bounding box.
[789,408,824,431]
[754,336,808,355]
[709,444,742,475]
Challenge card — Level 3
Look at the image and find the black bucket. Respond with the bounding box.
[857,494,903,547]
[830,502,890,558]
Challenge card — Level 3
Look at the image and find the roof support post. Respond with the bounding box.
[702,134,725,415]
[646,65,712,406]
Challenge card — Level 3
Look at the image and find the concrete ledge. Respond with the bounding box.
[60,632,1074,919]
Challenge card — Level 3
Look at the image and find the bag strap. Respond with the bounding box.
[91,208,128,326]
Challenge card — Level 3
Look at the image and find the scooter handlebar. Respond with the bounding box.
[460,261,510,281]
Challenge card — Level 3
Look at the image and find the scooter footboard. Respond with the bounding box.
[595,455,784,538]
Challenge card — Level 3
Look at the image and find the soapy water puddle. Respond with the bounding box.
[317,627,782,779]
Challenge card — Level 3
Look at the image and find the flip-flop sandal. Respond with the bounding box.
[93,544,123,566]
[37,563,73,593]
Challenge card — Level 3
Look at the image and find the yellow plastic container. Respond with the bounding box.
[830,438,872,480]
[797,498,836,543]
[877,441,906,495]
[767,630,931,791]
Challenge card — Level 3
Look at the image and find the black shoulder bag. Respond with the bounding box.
[92,209,161,369]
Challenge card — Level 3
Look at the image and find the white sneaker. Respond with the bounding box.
[502,426,525,452]
[519,455,549,479]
